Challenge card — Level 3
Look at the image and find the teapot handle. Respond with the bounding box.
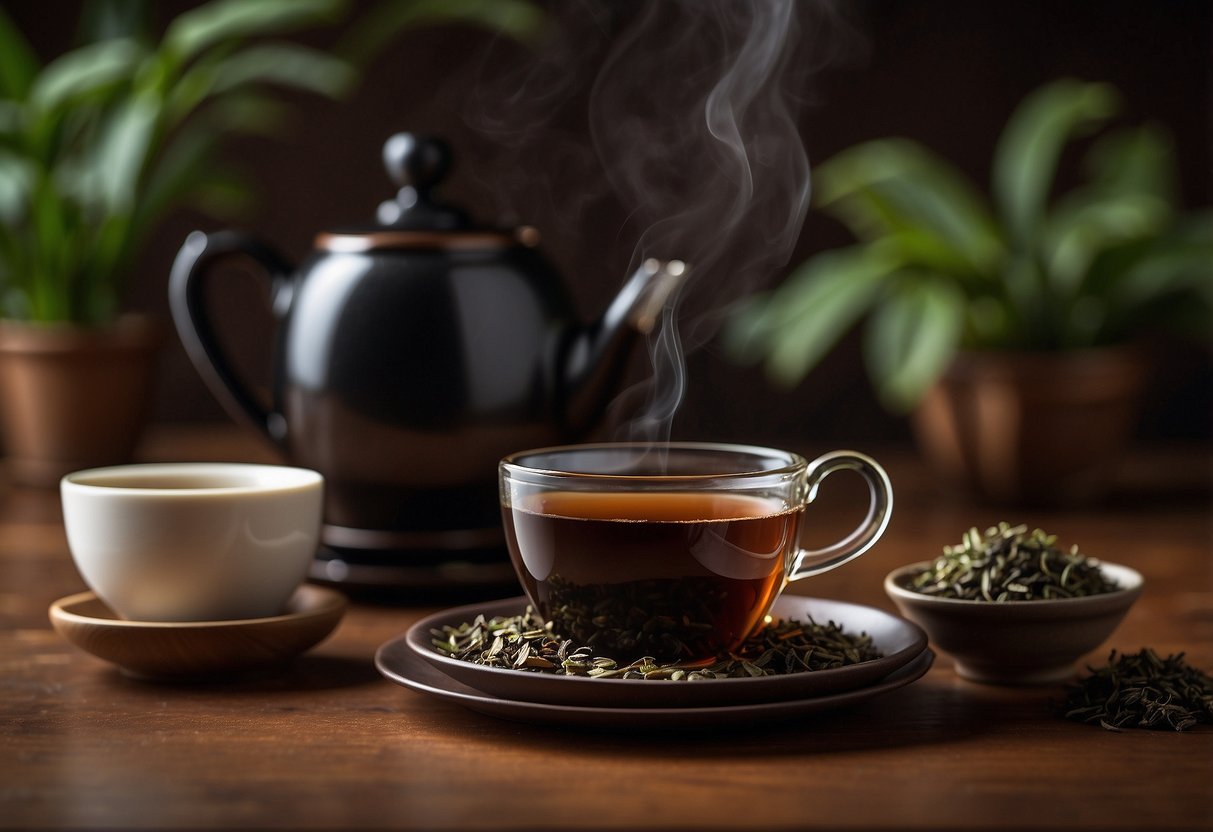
[168,230,295,448]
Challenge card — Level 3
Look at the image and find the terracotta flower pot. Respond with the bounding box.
[0,316,163,487]
[910,346,1148,506]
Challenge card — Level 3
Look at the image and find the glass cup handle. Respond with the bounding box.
[788,450,893,582]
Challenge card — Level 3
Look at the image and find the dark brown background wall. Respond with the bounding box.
[10,0,1211,447]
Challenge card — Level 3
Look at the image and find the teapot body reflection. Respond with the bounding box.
[169,134,686,590]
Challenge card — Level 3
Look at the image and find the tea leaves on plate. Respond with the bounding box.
[543,574,749,665]
[1062,648,1213,732]
[909,522,1119,601]
[432,607,882,680]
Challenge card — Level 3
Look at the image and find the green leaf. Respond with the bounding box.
[206,93,293,137]
[94,91,160,213]
[80,211,133,321]
[130,124,216,237]
[863,277,966,412]
[1106,268,1212,344]
[1000,252,1048,347]
[1082,123,1177,205]
[728,243,900,387]
[164,0,346,66]
[76,0,153,45]
[965,294,1016,347]
[0,100,24,139]
[724,289,790,367]
[992,78,1119,249]
[0,149,34,223]
[209,43,354,98]
[29,177,72,320]
[28,38,148,113]
[338,0,546,66]
[815,138,1003,276]
[166,44,351,128]
[1074,214,1213,344]
[1107,237,1213,312]
[1041,123,1179,304]
[873,225,976,275]
[51,91,162,220]
[0,7,41,99]
[163,51,224,124]
[1043,190,1170,297]
[191,168,256,219]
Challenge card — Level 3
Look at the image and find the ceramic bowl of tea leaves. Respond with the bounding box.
[884,523,1143,685]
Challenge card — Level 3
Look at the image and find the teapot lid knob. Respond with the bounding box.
[377,133,470,230]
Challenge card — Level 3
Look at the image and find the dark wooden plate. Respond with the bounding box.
[392,595,927,708]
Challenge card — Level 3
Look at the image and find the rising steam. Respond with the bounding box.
[467,1,842,442]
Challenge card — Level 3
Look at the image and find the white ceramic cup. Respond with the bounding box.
[61,462,324,622]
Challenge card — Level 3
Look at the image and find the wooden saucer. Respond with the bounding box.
[49,584,346,681]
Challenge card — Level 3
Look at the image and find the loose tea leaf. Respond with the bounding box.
[431,607,882,680]
[542,574,737,664]
[1062,648,1213,732]
[908,522,1119,601]
[701,615,881,678]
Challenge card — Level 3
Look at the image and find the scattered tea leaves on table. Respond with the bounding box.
[431,607,882,680]
[909,522,1120,601]
[1062,648,1213,732]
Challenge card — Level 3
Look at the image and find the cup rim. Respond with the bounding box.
[500,441,806,485]
[60,462,323,496]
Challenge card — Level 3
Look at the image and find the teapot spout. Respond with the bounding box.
[560,259,689,434]
[610,258,689,338]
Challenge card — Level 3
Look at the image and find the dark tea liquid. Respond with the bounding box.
[503,491,803,663]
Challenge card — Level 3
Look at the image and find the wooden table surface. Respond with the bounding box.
[3,425,1211,831]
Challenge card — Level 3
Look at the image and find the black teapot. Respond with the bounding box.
[169,134,686,591]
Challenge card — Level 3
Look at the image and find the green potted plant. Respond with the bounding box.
[0,0,358,486]
[728,78,1212,505]
[0,0,544,486]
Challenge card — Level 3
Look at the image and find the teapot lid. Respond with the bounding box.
[315,133,522,252]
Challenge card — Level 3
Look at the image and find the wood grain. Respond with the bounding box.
[2,426,1210,830]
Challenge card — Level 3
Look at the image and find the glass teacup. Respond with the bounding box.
[500,442,892,664]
